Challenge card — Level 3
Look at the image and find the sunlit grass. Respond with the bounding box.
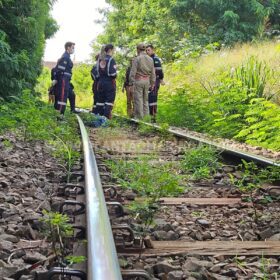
[163,41,280,103]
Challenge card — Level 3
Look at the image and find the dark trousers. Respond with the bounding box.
[148,79,160,117]
[92,82,98,114]
[95,79,116,119]
[68,86,76,112]
[55,75,71,114]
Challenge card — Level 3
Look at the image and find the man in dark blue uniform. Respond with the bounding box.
[53,41,75,115]
[94,44,117,119]
[51,64,77,113]
[146,44,165,123]
[68,83,77,113]
[48,66,57,104]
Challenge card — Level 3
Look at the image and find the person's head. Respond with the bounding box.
[105,44,114,55]
[137,43,146,54]
[146,44,155,56]
[65,42,75,54]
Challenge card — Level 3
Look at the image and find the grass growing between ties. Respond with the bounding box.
[230,160,280,223]
[107,156,184,254]
[107,156,184,199]
[181,145,221,180]
[40,210,86,267]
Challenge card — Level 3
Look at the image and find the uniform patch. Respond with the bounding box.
[63,60,67,64]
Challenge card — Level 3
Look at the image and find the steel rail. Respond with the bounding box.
[77,115,123,280]
[115,115,279,167]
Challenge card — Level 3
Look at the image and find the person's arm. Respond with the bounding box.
[91,65,98,80]
[108,58,117,78]
[154,57,164,80]
[150,65,156,89]
[57,56,69,73]
[129,59,138,86]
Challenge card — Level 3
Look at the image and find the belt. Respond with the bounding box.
[63,72,72,77]
[135,74,149,81]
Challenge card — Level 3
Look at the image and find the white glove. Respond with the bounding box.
[52,80,57,86]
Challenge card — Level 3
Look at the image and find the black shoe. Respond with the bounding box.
[71,110,80,114]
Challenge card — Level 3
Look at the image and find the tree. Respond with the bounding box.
[171,0,280,45]
[94,0,280,63]
[0,0,58,99]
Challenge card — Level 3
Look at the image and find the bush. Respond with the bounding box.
[157,43,280,151]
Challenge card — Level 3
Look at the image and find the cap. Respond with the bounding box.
[137,43,146,51]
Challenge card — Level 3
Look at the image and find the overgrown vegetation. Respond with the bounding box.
[230,160,280,222]
[107,156,184,251]
[157,48,280,151]
[181,145,221,180]
[40,210,86,267]
[0,0,58,100]
[0,91,80,177]
[108,157,183,198]
[95,1,280,61]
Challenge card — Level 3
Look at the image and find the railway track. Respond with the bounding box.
[88,115,280,279]
[0,114,279,279]
[117,115,280,167]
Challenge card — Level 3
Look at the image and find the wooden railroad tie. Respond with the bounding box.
[119,241,280,257]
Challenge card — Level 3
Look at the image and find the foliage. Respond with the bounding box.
[65,255,87,267]
[171,0,279,45]
[235,98,280,150]
[229,160,272,222]
[71,63,93,108]
[0,91,80,179]
[235,56,272,99]
[138,121,157,136]
[181,145,220,180]
[0,0,58,99]
[128,199,159,257]
[108,156,183,199]
[72,63,92,95]
[51,134,80,183]
[40,210,73,261]
[95,0,179,61]
[157,44,280,151]
[95,0,280,63]
[35,67,51,102]
[108,156,183,256]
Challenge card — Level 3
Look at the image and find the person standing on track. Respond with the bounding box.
[94,44,117,119]
[91,53,100,114]
[48,66,57,104]
[129,43,156,119]
[68,82,78,113]
[53,41,75,116]
[146,44,165,123]
[122,58,134,118]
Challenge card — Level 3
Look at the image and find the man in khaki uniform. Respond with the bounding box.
[129,43,156,119]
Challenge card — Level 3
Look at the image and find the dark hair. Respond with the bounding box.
[95,53,100,61]
[105,44,114,53]
[64,41,75,50]
[146,44,154,49]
